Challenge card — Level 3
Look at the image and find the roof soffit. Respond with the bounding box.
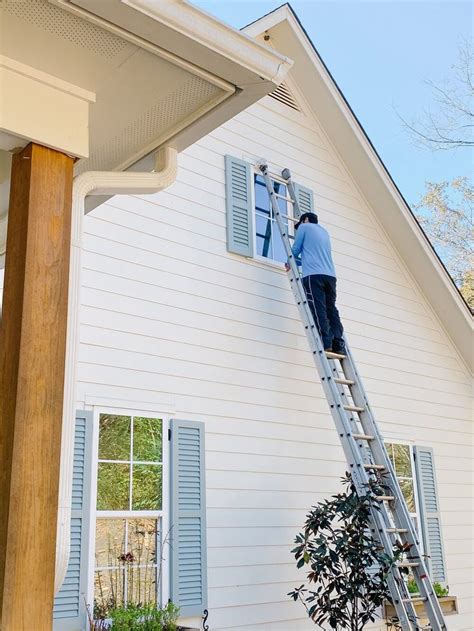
[0,0,292,171]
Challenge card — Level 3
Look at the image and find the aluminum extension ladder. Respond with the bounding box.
[258,162,447,631]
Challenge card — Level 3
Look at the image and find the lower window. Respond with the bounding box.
[93,413,164,617]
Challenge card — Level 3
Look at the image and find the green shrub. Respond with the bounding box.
[407,577,419,594]
[406,576,449,598]
[89,602,179,631]
[433,582,449,598]
[289,473,401,630]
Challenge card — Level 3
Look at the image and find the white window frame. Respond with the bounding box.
[252,168,294,267]
[384,440,424,552]
[87,406,171,613]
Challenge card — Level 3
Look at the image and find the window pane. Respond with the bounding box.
[94,568,125,616]
[97,463,130,510]
[400,479,416,512]
[256,214,272,258]
[273,182,287,216]
[132,465,162,510]
[272,226,287,263]
[127,518,158,604]
[256,235,267,258]
[127,566,157,606]
[99,414,131,461]
[394,444,412,477]
[133,417,162,462]
[254,176,269,211]
[95,519,126,568]
[256,211,272,233]
[128,518,158,564]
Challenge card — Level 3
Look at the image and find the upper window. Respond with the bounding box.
[254,174,293,264]
[94,414,164,616]
[385,442,423,548]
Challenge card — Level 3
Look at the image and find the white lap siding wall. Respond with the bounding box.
[77,91,473,630]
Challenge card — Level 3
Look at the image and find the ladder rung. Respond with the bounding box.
[386,528,409,534]
[352,433,374,441]
[275,211,297,222]
[375,495,395,502]
[363,463,386,471]
[403,597,427,603]
[273,193,294,203]
[325,351,346,360]
[343,404,364,413]
[334,377,355,385]
[397,562,420,568]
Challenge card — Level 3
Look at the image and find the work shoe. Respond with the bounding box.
[332,341,346,355]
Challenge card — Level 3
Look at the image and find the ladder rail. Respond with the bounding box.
[258,162,447,631]
[258,163,418,628]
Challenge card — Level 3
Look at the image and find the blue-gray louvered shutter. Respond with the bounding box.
[225,155,254,257]
[413,446,447,583]
[53,411,93,630]
[292,182,314,220]
[170,420,207,617]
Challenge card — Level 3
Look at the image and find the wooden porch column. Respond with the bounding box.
[0,143,73,630]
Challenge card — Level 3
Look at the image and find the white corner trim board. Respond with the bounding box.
[55,145,178,593]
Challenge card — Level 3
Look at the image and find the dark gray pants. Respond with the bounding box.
[302,274,344,350]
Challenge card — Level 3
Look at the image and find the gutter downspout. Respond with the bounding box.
[55,146,178,593]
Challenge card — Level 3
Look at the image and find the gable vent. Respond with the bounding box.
[268,82,301,112]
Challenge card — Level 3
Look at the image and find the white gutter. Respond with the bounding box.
[55,145,178,592]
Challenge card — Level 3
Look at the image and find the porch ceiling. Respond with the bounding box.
[0,0,292,172]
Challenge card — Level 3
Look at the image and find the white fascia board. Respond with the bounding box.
[243,9,473,372]
[243,4,292,39]
[52,0,292,88]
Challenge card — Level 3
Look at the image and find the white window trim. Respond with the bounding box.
[252,166,294,268]
[87,406,171,613]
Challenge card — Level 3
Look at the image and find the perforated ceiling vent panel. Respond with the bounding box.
[76,76,223,174]
[2,0,128,58]
[269,82,301,112]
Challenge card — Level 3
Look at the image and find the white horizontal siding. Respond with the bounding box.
[78,94,473,630]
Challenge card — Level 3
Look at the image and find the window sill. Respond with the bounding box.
[384,595,458,620]
[251,255,287,272]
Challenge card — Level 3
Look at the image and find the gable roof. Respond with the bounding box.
[243,4,473,372]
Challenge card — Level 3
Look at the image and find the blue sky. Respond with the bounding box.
[194,0,472,207]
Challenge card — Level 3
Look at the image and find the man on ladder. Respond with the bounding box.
[285,211,346,355]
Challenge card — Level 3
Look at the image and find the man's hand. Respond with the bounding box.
[284,262,290,272]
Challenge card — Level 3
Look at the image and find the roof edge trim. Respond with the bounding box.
[124,0,293,84]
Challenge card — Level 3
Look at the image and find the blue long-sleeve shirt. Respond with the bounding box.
[291,223,336,278]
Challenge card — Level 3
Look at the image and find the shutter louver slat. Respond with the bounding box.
[414,446,447,584]
[225,155,254,257]
[53,411,92,630]
[170,420,207,618]
[292,183,314,220]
